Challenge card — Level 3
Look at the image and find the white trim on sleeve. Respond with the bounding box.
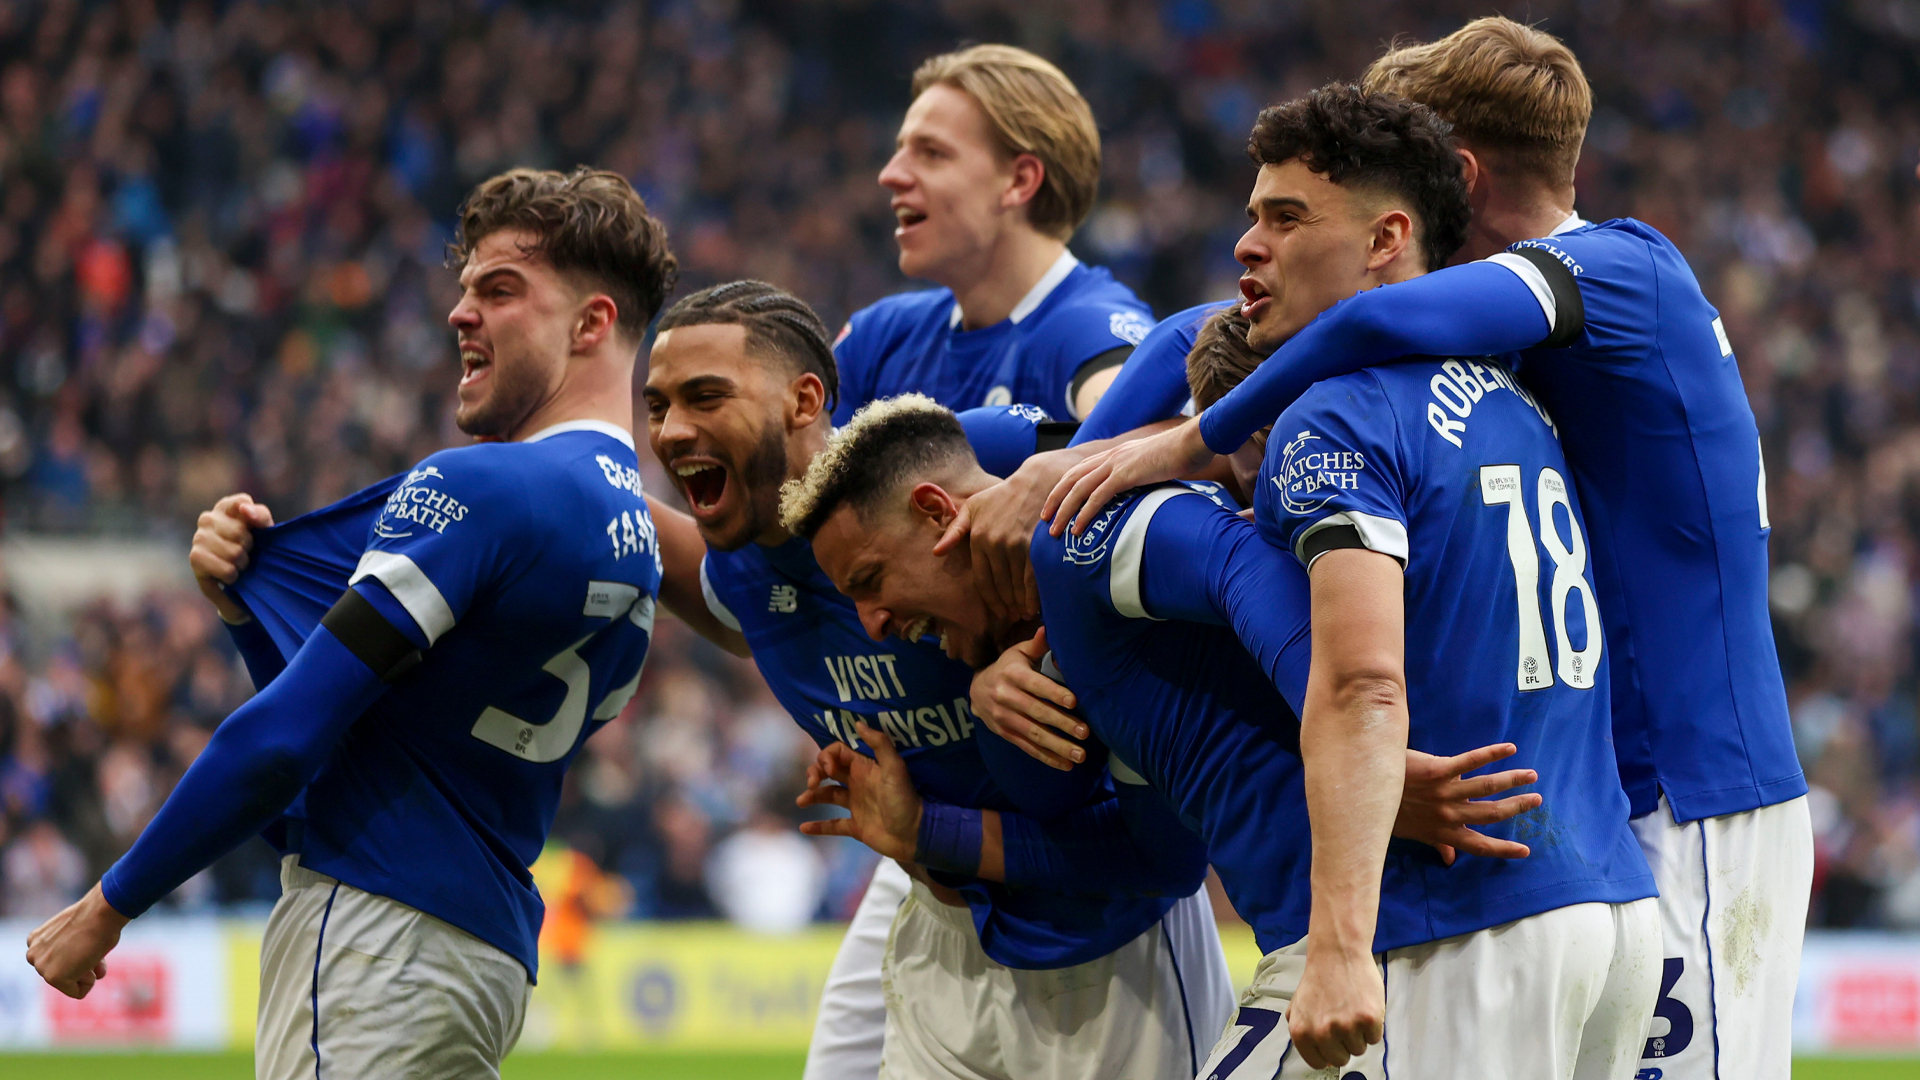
[349,550,458,645]
[699,557,742,632]
[1296,511,1410,571]
[1487,252,1557,330]
[1109,487,1200,620]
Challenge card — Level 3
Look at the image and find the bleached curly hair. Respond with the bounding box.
[779,393,975,540]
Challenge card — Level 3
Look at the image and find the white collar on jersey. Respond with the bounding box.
[1550,211,1587,236]
[948,249,1081,330]
[523,419,636,449]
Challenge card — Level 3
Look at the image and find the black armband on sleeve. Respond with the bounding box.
[1035,421,1080,454]
[1299,523,1367,567]
[1507,246,1586,349]
[1067,345,1133,412]
[320,589,424,683]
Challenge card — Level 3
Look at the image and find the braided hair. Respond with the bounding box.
[655,280,840,410]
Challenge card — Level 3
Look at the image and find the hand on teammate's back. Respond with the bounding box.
[1394,743,1543,865]
[188,493,274,625]
[935,449,1083,621]
[1044,419,1214,536]
[797,724,924,863]
[969,628,1087,771]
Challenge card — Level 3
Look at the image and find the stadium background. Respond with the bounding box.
[0,0,1915,1074]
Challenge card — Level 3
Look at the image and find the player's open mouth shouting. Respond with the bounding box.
[459,340,493,389]
[668,454,730,517]
[895,614,947,655]
[1239,273,1272,323]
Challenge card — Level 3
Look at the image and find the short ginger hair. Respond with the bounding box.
[1362,17,1591,192]
[449,167,678,341]
[911,44,1101,240]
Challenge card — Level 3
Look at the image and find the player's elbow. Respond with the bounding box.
[1323,668,1406,720]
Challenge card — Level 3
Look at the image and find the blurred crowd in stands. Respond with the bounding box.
[0,0,1916,933]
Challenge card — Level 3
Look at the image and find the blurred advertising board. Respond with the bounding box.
[0,920,1914,1055]
[1795,932,1920,1054]
[0,918,228,1049]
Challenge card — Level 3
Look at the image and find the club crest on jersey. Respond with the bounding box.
[1109,310,1151,346]
[1063,493,1134,565]
[983,386,1013,407]
[1274,430,1365,514]
[768,584,798,613]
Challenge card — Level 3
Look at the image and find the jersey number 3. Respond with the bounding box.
[1480,464,1601,692]
[469,582,656,762]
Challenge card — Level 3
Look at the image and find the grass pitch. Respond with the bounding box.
[0,1054,1908,1078]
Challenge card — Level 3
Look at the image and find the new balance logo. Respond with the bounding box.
[768,585,798,613]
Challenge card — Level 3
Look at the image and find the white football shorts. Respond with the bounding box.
[257,855,531,1080]
[1629,794,1812,1080]
[805,857,914,1080]
[1199,898,1660,1080]
[880,877,1233,1080]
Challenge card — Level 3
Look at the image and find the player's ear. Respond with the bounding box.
[789,371,827,430]
[1002,152,1046,214]
[908,482,960,530]
[1456,147,1481,195]
[573,294,619,353]
[1368,209,1415,273]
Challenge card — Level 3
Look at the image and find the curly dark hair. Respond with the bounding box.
[656,280,840,410]
[1248,84,1471,271]
[448,166,678,341]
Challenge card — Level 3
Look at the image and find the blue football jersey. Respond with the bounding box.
[1259,360,1654,950]
[700,404,1181,969]
[1071,300,1228,444]
[1194,218,1804,824]
[1497,220,1803,821]
[1032,483,1316,953]
[238,421,662,979]
[833,254,1152,423]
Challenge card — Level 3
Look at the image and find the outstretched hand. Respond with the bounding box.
[1044,420,1214,536]
[1394,742,1542,865]
[797,724,923,862]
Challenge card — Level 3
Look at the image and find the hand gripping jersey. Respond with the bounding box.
[1260,360,1654,949]
[105,422,661,980]
[1030,483,1318,953]
[1070,300,1229,445]
[1192,218,1803,823]
[701,406,1200,969]
[833,252,1152,424]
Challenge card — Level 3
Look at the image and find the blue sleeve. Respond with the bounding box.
[99,625,389,917]
[958,405,1049,478]
[997,780,1208,896]
[1199,260,1551,453]
[1255,373,1411,575]
[1132,492,1314,709]
[1071,303,1222,445]
[347,449,536,646]
[224,613,288,689]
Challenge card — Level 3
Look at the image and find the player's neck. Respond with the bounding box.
[505,348,636,444]
[1458,176,1576,263]
[753,421,833,548]
[946,230,1068,331]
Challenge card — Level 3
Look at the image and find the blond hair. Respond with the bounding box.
[1185,303,1261,411]
[1362,17,1591,191]
[779,394,974,540]
[912,44,1100,240]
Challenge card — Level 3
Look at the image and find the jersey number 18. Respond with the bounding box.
[1480,464,1602,692]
